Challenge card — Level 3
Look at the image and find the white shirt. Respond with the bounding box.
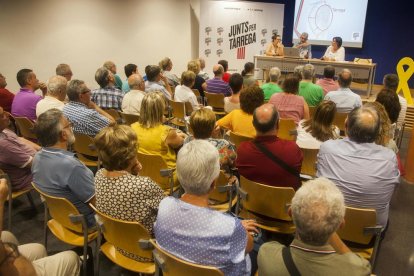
[174,85,200,111]
[121,89,145,115]
[323,46,345,61]
[324,88,362,113]
[296,120,340,149]
[36,96,65,117]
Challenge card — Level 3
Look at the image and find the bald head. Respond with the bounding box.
[253,104,279,134]
[338,69,352,88]
[128,73,145,90]
[346,106,380,143]
[213,64,224,77]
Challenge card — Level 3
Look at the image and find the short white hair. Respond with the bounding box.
[176,140,220,195]
[269,67,281,82]
[302,64,315,80]
[47,75,67,97]
[291,177,345,246]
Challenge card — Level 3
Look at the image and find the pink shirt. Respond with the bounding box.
[316,78,340,96]
[269,93,305,125]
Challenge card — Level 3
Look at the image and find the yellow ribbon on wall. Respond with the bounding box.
[396,57,414,104]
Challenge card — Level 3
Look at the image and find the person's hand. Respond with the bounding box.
[241,219,260,234]
[212,124,221,138]
[130,158,142,176]
[39,82,47,96]
[0,178,9,204]
[87,101,97,109]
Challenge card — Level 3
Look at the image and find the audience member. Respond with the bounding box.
[322,36,345,61]
[317,106,400,227]
[92,67,124,111]
[316,65,339,95]
[261,67,282,101]
[63,79,114,136]
[324,69,362,113]
[55,63,73,81]
[11,69,47,121]
[217,86,264,137]
[32,109,96,228]
[265,33,284,56]
[206,64,232,97]
[269,74,310,124]
[103,60,123,90]
[188,59,207,98]
[198,58,210,80]
[383,74,406,128]
[293,65,303,81]
[159,57,180,87]
[241,62,258,87]
[0,178,80,276]
[376,89,401,125]
[121,74,146,115]
[258,177,371,275]
[236,104,302,190]
[0,72,15,113]
[36,76,67,117]
[224,73,243,113]
[94,125,164,261]
[174,71,200,111]
[122,63,138,93]
[298,64,324,107]
[296,100,340,149]
[155,140,258,275]
[218,59,231,83]
[294,32,312,58]
[0,107,40,191]
[144,65,173,100]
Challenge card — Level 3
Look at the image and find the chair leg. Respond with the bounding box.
[43,205,48,249]
[95,231,101,276]
[83,241,88,276]
[26,192,36,210]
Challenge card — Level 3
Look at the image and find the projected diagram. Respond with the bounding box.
[294,0,333,38]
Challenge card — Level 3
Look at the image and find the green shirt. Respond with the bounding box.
[299,81,324,107]
[261,82,283,101]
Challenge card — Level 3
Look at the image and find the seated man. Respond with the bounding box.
[0,178,80,276]
[0,72,15,113]
[316,65,339,95]
[258,177,371,275]
[55,63,73,81]
[0,107,40,191]
[236,104,303,190]
[32,109,96,228]
[317,106,400,227]
[144,65,173,100]
[92,67,123,111]
[206,64,232,96]
[121,73,146,115]
[155,140,258,275]
[36,75,67,117]
[298,64,324,107]
[11,69,47,121]
[122,63,138,93]
[63,79,114,136]
[261,67,283,101]
[103,61,123,90]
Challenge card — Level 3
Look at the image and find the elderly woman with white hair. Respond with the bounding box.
[154,140,258,276]
[261,67,283,101]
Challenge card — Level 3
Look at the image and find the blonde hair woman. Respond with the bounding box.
[159,57,180,87]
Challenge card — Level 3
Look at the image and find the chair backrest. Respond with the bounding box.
[333,112,348,134]
[32,182,83,233]
[192,89,201,98]
[13,116,37,140]
[192,89,205,106]
[209,171,229,203]
[89,204,153,260]
[300,148,319,177]
[229,131,253,148]
[137,152,171,190]
[73,133,97,158]
[105,109,121,120]
[120,112,140,125]
[150,240,224,276]
[337,206,377,245]
[239,176,294,221]
[278,118,297,141]
[169,100,193,120]
[205,92,225,111]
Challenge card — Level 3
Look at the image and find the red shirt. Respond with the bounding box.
[0,88,15,112]
[236,135,303,190]
[222,72,231,83]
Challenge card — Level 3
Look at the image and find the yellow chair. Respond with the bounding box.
[208,171,237,213]
[167,100,192,133]
[229,131,253,148]
[0,170,35,230]
[205,92,226,117]
[120,112,140,125]
[89,204,154,275]
[32,182,98,275]
[137,152,178,196]
[13,116,37,140]
[236,176,296,234]
[333,112,348,135]
[150,239,224,276]
[337,206,383,270]
[278,118,297,141]
[192,89,204,105]
[73,133,100,168]
[300,148,319,179]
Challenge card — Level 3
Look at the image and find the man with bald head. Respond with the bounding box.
[36,76,67,117]
[236,104,303,190]
[206,64,232,96]
[121,73,146,115]
[324,69,362,113]
[317,106,400,227]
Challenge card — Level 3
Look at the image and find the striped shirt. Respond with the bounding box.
[206,77,232,97]
[91,86,123,110]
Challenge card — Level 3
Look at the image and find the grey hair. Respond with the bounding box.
[301,32,309,39]
[47,75,67,97]
[67,79,86,101]
[269,67,281,82]
[34,109,64,147]
[176,140,220,196]
[347,105,380,143]
[291,177,345,246]
[128,74,144,89]
[95,67,110,88]
[55,64,71,76]
[302,64,315,80]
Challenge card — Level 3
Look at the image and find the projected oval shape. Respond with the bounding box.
[315,4,333,31]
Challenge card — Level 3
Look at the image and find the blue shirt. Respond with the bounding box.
[324,88,362,113]
[145,81,172,100]
[155,197,250,276]
[32,148,96,227]
[317,138,400,227]
[121,79,130,93]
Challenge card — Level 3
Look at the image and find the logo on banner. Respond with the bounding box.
[228,21,257,60]
[237,47,245,59]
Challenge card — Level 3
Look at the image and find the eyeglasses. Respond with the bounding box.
[63,122,73,129]
[0,242,20,267]
[81,89,91,94]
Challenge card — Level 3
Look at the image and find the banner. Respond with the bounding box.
[200,0,284,75]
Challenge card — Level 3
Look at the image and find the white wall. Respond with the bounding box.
[0,0,198,92]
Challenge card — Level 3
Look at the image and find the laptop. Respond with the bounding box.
[284,47,301,58]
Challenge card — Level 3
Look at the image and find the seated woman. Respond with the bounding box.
[159,57,180,87]
[296,100,340,149]
[187,59,207,98]
[217,86,265,137]
[224,73,243,113]
[241,62,259,87]
[94,125,165,261]
[174,70,201,111]
[269,74,310,125]
[375,88,402,137]
[154,140,258,275]
[131,92,186,173]
[322,36,345,61]
[265,33,284,56]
